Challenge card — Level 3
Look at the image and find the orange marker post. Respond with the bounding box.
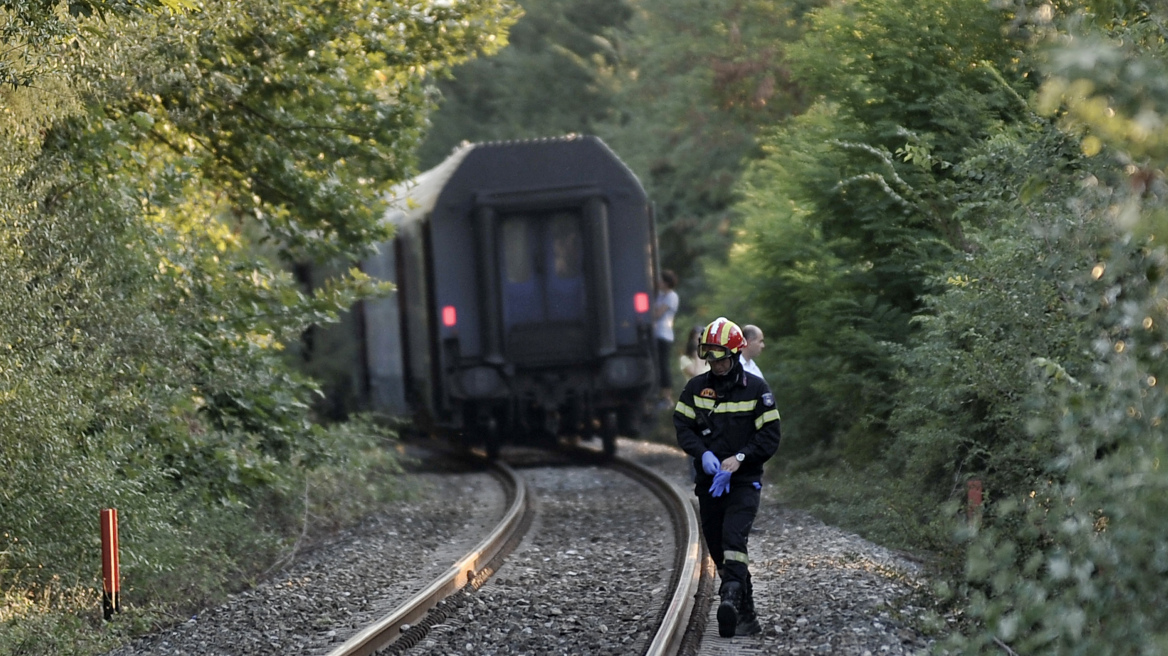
[966,479,984,525]
[100,508,120,620]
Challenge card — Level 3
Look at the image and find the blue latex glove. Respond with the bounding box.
[709,470,732,497]
[701,451,721,476]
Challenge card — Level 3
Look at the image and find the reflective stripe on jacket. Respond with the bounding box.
[674,365,781,485]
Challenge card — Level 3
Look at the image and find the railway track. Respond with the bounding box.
[325,447,703,656]
[102,438,931,656]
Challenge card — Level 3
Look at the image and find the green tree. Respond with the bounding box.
[0,0,516,639]
[604,0,817,295]
[880,121,1099,551]
[940,3,1168,652]
[83,0,517,262]
[0,0,181,88]
[724,0,1029,467]
[416,0,630,168]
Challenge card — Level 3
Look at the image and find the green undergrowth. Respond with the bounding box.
[774,464,958,560]
[0,417,410,656]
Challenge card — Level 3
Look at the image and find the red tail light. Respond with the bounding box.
[634,292,650,313]
[442,305,457,327]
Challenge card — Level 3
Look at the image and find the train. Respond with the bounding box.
[358,135,662,457]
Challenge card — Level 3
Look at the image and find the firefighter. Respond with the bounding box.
[673,317,781,638]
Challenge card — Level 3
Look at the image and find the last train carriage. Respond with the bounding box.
[360,135,661,457]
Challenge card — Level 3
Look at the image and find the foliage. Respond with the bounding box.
[0,108,178,582]
[0,0,180,90]
[73,0,518,263]
[416,0,629,168]
[715,104,892,461]
[721,0,1032,467]
[933,3,1168,653]
[734,0,1168,652]
[0,0,516,648]
[882,122,1097,533]
[776,464,958,556]
[0,582,126,656]
[603,0,819,297]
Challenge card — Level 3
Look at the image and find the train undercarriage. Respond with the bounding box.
[462,388,650,459]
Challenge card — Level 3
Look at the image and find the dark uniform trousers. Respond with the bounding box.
[697,481,760,595]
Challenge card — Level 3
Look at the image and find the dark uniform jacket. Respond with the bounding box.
[674,360,781,487]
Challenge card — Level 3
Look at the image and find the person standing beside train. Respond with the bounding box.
[679,325,710,379]
[740,324,766,381]
[653,270,680,408]
[673,317,781,638]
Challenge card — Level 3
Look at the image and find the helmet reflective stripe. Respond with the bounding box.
[700,317,746,357]
[717,320,733,345]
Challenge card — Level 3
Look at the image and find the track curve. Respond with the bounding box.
[606,456,702,656]
[329,447,703,656]
[324,459,530,656]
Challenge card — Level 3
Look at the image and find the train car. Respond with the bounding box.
[360,135,661,457]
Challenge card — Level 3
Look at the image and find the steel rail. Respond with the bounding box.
[325,459,528,656]
[610,455,703,656]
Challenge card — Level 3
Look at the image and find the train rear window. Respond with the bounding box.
[501,218,532,283]
[549,212,582,279]
[501,211,584,284]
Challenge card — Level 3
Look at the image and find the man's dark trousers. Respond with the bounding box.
[697,482,760,593]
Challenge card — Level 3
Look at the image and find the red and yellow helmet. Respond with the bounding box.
[698,317,746,361]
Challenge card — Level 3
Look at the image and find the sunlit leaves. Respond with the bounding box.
[919,4,1168,654]
[0,0,176,88]
[0,0,512,606]
[58,0,516,262]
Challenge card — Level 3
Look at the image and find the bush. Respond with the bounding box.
[0,417,404,656]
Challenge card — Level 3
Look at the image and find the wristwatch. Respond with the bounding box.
[735,453,746,462]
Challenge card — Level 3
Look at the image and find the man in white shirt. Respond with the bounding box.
[740,325,765,381]
[653,270,680,406]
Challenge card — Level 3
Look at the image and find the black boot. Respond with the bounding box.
[735,591,761,636]
[717,582,741,638]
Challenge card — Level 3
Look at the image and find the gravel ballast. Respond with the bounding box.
[619,438,932,656]
[103,466,507,656]
[411,464,674,656]
[103,439,936,656]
